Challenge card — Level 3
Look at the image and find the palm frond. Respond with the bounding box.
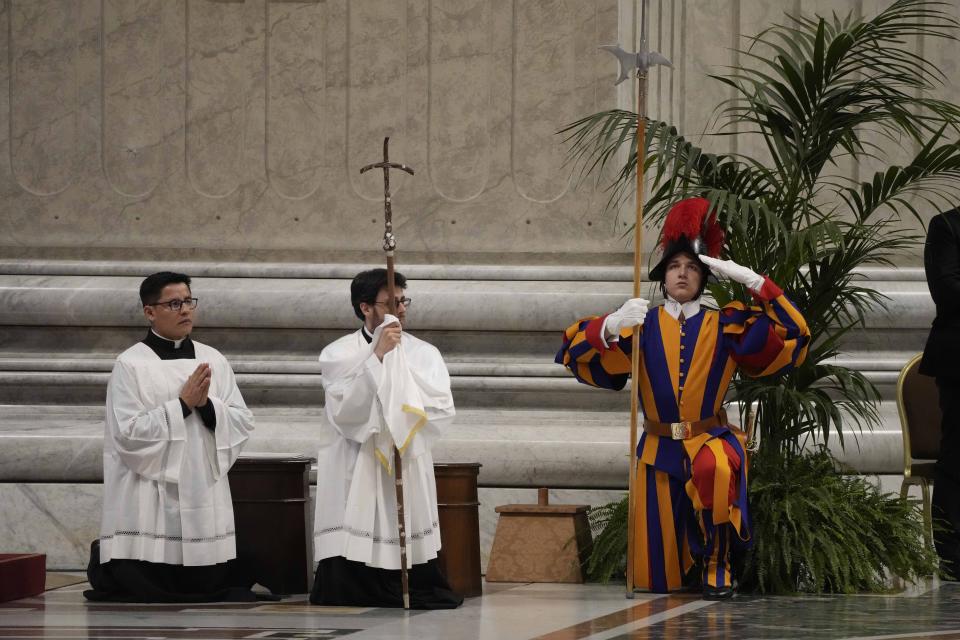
[840,133,960,223]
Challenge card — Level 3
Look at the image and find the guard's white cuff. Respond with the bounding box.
[600,314,618,347]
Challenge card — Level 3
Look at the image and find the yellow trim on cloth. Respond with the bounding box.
[375,448,392,473]
[374,404,429,474]
[398,404,428,453]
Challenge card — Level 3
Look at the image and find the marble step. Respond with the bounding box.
[0,351,919,374]
[0,351,915,407]
[0,259,929,282]
[0,270,935,376]
[0,264,930,477]
[0,403,909,485]
[0,354,568,376]
[0,405,630,486]
[0,274,632,332]
[0,260,640,281]
[0,371,630,409]
[0,273,935,333]
[0,350,619,408]
[0,267,934,383]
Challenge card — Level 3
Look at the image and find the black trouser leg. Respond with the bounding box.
[934,380,960,579]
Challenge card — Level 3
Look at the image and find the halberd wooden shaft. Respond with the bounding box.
[625,69,648,598]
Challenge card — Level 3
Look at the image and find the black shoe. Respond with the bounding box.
[702,584,736,601]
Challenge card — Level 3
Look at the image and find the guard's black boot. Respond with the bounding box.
[678,561,703,593]
[702,584,736,601]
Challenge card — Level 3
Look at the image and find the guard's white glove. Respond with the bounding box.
[603,298,649,341]
[698,255,765,291]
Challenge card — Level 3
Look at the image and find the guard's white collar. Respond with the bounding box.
[663,295,701,321]
[151,328,186,349]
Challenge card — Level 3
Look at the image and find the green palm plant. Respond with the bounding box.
[567,0,959,591]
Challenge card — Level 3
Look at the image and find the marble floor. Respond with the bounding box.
[1,577,958,640]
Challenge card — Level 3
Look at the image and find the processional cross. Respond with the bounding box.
[359,137,415,609]
[361,137,415,259]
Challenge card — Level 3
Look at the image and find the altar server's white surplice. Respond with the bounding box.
[314,316,456,570]
[99,341,253,566]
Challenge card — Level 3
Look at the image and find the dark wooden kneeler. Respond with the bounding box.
[229,457,481,597]
[0,553,45,602]
[228,454,313,595]
[434,462,483,597]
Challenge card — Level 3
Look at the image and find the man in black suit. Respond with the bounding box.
[920,207,960,580]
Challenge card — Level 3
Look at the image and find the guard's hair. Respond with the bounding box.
[658,251,708,301]
[351,268,407,320]
[139,272,192,306]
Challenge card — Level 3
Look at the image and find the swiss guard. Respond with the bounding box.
[555,197,810,599]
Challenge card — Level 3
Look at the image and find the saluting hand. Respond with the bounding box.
[698,255,765,291]
[374,322,402,362]
[180,363,211,409]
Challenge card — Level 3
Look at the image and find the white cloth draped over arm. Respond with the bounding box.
[405,344,455,451]
[313,321,455,569]
[320,317,456,462]
[319,336,384,445]
[374,322,455,467]
[205,355,254,480]
[107,359,186,484]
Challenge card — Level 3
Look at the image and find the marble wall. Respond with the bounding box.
[2,1,954,262]
[0,477,916,571]
[0,480,626,572]
[0,0,621,258]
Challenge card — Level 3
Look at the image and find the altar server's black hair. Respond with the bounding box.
[351,268,407,320]
[140,272,192,306]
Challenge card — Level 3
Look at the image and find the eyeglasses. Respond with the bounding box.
[145,297,199,312]
[373,297,412,308]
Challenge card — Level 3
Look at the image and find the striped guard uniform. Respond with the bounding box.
[555,277,809,593]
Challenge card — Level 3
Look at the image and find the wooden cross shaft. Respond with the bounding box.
[358,136,416,609]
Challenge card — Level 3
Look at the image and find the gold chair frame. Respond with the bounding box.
[896,352,935,549]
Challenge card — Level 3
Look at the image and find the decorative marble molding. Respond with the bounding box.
[0,270,935,331]
[0,0,628,255]
[3,1,946,257]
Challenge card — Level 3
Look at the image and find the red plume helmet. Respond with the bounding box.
[649,197,725,281]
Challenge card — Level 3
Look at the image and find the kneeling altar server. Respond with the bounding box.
[311,268,462,609]
[84,271,255,602]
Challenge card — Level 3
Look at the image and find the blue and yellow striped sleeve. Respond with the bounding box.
[719,277,810,378]
[554,314,637,390]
